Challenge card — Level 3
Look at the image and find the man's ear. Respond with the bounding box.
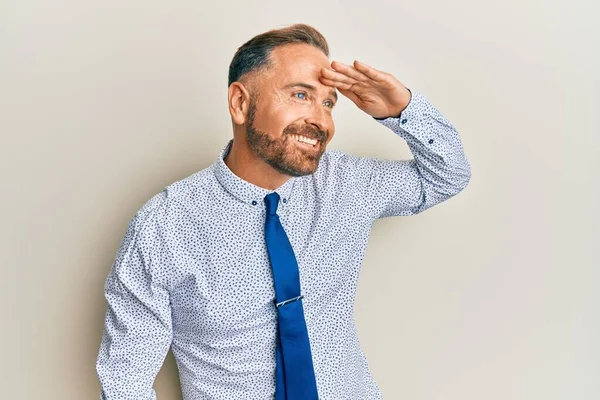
[228,82,251,125]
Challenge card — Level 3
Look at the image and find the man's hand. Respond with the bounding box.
[319,60,412,119]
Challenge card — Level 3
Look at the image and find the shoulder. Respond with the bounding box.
[314,149,377,185]
[128,164,216,236]
[164,165,216,204]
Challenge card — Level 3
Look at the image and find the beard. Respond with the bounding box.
[246,100,328,177]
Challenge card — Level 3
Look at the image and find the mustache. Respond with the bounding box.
[283,124,327,142]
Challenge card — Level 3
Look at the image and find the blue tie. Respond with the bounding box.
[264,192,319,400]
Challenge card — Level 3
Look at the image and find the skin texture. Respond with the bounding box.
[225,43,411,190]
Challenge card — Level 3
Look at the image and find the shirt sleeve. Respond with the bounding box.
[96,193,173,400]
[362,90,471,219]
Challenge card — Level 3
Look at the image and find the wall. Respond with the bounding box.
[1,0,598,398]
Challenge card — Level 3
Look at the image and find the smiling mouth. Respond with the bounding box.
[289,133,320,148]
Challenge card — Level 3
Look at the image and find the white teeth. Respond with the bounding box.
[291,134,318,146]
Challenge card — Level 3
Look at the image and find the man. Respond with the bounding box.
[96,23,471,400]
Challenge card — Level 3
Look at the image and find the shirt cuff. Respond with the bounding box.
[372,90,434,143]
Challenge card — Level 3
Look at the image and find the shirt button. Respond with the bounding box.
[401,118,408,125]
[282,198,287,203]
[428,139,434,144]
[251,200,257,206]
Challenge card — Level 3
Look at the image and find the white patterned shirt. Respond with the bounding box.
[96,91,471,399]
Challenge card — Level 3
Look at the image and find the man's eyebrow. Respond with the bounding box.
[284,82,338,103]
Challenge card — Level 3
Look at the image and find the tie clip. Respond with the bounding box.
[275,295,304,308]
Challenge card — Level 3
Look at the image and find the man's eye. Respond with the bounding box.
[294,92,307,100]
[324,100,335,108]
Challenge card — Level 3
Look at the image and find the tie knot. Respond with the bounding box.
[264,192,280,215]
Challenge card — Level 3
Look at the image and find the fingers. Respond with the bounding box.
[330,61,370,82]
[319,76,354,90]
[353,60,387,82]
[320,67,357,87]
[321,60,388,87]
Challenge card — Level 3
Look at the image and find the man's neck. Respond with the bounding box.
[223,139,291,191]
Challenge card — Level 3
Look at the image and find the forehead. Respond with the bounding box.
[267,43,331,85]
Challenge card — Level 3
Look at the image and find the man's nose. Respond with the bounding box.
[304,106,330,135]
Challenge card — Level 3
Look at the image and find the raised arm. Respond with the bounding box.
[365,90,471,218]
[320,60,471,219]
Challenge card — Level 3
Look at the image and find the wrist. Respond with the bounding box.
[374,88,412,120]
[392,87,412,117]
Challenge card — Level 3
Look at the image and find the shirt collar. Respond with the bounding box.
[213,139,297,210]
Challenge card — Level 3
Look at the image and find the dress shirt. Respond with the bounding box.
[96,90,471,399]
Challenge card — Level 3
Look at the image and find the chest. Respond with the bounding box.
[168,193,371,339]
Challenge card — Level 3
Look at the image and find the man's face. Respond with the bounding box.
[245,43,337,177]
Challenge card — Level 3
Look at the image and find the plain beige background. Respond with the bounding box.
[1,0,598,399]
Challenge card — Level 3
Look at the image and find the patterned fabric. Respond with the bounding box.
[96,91,471,400]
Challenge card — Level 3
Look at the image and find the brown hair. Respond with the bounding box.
[227,24,329,87]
